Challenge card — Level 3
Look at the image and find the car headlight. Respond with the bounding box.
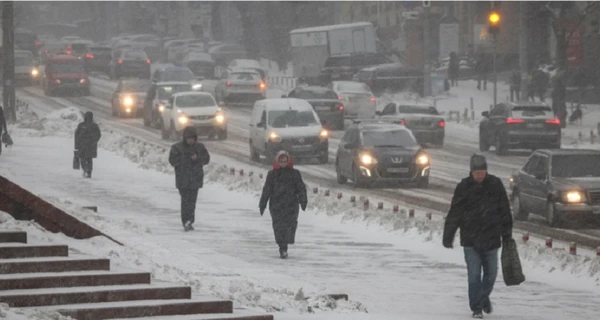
[269,131,282,143]
[123,96,134,106]
[563,191,586,203]
[416,154,429,165]
[158,104,165,112]
[80,79,86,84]
[178,115,189,124]
[360,153,377,165]
[192,83,202,90]
[319,129,328,139]
[31,69,39,77]
[55,79,61,84]
[215,113,225,123]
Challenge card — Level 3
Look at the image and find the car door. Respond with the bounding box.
[528,154,550,214]
[337,128,353,171]
[341,129,359,176]
[517,155,540,211]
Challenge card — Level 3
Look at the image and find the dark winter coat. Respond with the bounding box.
[259,157,308,245]
[443,173,513,252]
[0,106,6,135]
[168,126,210,189]
[448,54,459,78]
[510,72,521,88]
[75,112,101,158]
[475,54,490,75]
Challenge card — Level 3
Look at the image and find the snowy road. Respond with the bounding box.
[1,132,600,320]
[12,74,600,248]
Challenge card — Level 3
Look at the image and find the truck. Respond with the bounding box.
[289,22,376,80]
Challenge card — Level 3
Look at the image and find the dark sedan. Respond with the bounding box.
[85,45,112,73]
[109,50,151,79]
[376,102,445,147]
[335,121,430,188]
[510,149,600,228]
[284,86,345,130]
[480,101,561,155]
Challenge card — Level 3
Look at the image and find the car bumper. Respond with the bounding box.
[554,202,600,225]
[177,120,227,135]
[505,131,560,147]
[411,129,445,145]
[357,164,430,184]
[116,66,150,74]
[267,139,328,158]
[49,82,90,91]
[223,92,265,102]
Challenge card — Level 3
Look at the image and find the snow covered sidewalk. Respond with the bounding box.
[1,113,600,320]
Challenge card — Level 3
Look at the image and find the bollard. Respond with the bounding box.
[363,198,369,210]
[324,189,330,196]
[569,242,577,255]
[597,247,600,257]
[313,187,319,194]
[591,130,595,144]
[377,202,383,210]
[545,238,553,248]
[337,192,343,199]
[470,97,475,121]
[239,169,244,176]
[249,171,254,177]
[230,167,235,175]
[426,212,432,220]
[259,173,263,179]
[408,208,415,218]
[350,195,356,203]
[522,233,529,242]
[393,205,399,213]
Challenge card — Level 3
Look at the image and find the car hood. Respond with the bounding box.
[552,177,600,190]
[268,125,323,138]
[178,106,219,116]
[119,92,146,99]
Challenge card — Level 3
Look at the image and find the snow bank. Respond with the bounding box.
[9,107,600,285]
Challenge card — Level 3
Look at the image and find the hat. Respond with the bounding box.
[470,154,487,171]
[182,126,198,140]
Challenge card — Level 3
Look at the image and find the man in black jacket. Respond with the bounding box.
[169,126,210,231]
[75,112,101,178]
[443,154,513,319]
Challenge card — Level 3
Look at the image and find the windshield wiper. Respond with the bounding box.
[374,144,407,148]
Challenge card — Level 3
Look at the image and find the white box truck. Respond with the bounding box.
[289,22,376,79]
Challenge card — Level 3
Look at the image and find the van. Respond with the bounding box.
[43,55,90,96]
[248,98,329,164]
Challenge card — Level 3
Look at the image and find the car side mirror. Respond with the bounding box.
[344,143,356,150]
[375,111,382,116]
[481,111,489,117]
[257,122,265,128]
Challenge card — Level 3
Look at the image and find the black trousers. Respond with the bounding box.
[178,188,199,226]
[81,158,93,173]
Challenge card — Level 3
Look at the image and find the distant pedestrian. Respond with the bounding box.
[168,126,210,231]
[74,111,101,178]
[532,69,549,102]
[0,106,7,155]
[475,53,489,91]
[448,52,459,87]
[259,151,307,259]
[509,70,521,101]
[443,154,513,319]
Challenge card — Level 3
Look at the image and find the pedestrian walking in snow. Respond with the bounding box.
[74,111,101,178]
[0,106,8,155]
[509,70,521,102]
[448,52,459,87]
[443,154,513,319]
[168,126,210,231]
[259,151,307,259]
[475,53,489,91]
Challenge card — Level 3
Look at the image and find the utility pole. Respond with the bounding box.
[519,1,528,100]
[2,1,16,123]
[423,4,431,96]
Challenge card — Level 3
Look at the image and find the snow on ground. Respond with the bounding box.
[1,105,600,319]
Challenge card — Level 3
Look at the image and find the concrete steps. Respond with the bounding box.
[0,230,273,320]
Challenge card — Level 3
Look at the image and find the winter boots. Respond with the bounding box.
[184,221,194,231]
[278,243,288,259]
[472,311,483,318]
[82,171,91,178]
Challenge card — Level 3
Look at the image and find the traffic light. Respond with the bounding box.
[488,11,500,35]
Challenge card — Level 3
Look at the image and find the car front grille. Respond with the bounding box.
[283,137,320,145]
[60,78,80,84]
[189,115,215,120]
[588,190,600,205]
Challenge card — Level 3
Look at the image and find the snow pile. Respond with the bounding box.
[0,302,72,320]
[0,211,366,314]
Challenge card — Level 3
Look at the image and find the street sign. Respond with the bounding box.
[402,11,420,19]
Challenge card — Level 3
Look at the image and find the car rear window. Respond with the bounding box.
[325,56,351,68]
[229,72,260,81]
[124,51,147,59]
[362,129,418,147]
[551,155,600,177]
[176,94,216,107]
[398,105,439,115]
[48,62,85,73]
[338,82,371,93]
[296,89,338,100]
[512,106,553,117]
[71,43,88,53]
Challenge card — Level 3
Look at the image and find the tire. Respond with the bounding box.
[495,135,507,156]
[336,160,347,184]
[546,200,560,228]
[417,176,429,189]
[479,131,490,151]
[161,121,169,140]
[511,191,529,221]
[249,143,260,162]
[217,130,228,140]
[318,151,329,164]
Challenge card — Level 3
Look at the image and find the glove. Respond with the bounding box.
[259,207,265,216]
[301,203,307,211]
[443,239,453,249]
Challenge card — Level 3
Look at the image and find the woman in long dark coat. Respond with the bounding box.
[75,111,101,178]
[259,150,307,259]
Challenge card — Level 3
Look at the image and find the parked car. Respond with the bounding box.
[161,92,227,140]
[329,81,376,119]
[248,98,329,163]
[356,63,424,96]
[284,86,345,130]
[111,79,151,117]
[215,68,266,105]
[510,149,600,227]
[479,101,561,155]
[42,55,90,96]
[84,45,112,73]
[143,81,193,128]
[335,120,430,188]
[375,102,445,147]
[228,59,266,80]
[319,52,390,83]
[109,50,151,79]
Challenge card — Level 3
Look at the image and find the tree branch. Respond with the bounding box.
[565,1,600,41]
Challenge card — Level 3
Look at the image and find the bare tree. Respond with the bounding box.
[234,2,260,60]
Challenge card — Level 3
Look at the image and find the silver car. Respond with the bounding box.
[215,68,266,105]
[329,81,376,119]
[375,102,445,148]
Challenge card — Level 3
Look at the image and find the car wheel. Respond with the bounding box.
[511,191,529,221]
[318,151,329,164]
[479,131,490,151]
[546,200,561,228]
[417,176,429,189]
[495,135,507,156]
[161,121,169,140]
[336,160,347,184]
[217,130,228,140]
[250,143,260,162]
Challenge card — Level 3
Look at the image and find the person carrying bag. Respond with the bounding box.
[501,238,526,286]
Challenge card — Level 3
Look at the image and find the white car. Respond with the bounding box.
[228,59,266,80]
[329,81,376,119]
[249,98,329,164]
[161,92,227,141]
[215,68,266,105]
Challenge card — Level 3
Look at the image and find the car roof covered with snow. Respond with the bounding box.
[262,98,313,111]
[507,101,551,108]
[229,59,261,68]
[47,54,81,63]
[228,67,260,75]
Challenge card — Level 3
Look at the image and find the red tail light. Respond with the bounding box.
[337,95,343,100]
[118,59,123,64]
[370,97,376,102]
[506,117,525,124]
[146,59,151,64]
[338,105,344,111]
[396,119,406,125]
[44,49,48,53]
[546,117,560,125]
[66,50,71,55]
[226,81,232,87]
[438,120,445,127]
[85,53,94,59]
[35,40,41,46]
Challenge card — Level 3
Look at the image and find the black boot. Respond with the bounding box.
[278,244,288,259]
[472,310,483,318]
[482,299,493,314]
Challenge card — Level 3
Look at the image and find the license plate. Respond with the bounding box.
[387,168,409,173]
[526,123,543,128]
[315,105,331,111]
[293,144,312,150]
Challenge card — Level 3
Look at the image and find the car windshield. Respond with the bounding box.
[398,105,439,115]
[157,84,192,100]
[551,155,600,178]
[269,110,318,128]
[162,70,194,81]
[362,129,418,147]
[512,106,553,118]
[124,51,147,59]
[325,57,350,67]
[338,82,371,93]
[48,63,85,73]
[121,81,150,92]
[295,90,338,100]
[71,43,88,53]
[176,94,215,108]
[229,72,260,81]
